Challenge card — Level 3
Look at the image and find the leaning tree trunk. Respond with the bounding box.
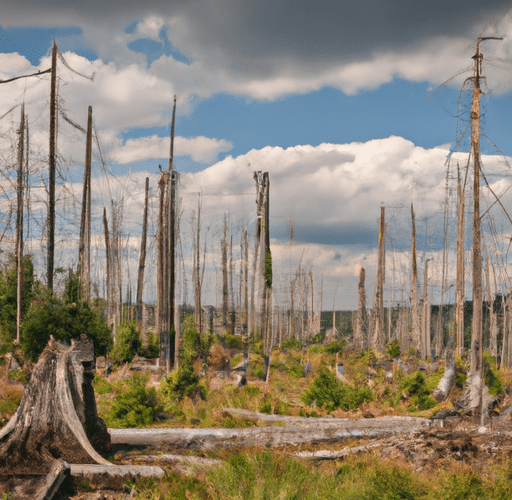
[0,335,111,475]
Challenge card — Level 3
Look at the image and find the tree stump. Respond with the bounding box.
[0,335,111,475]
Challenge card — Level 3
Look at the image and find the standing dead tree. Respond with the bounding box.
[254,171,272,378]
[137,177,150,335]
[78,106,93,302]
[222,215,229,330]
[410,203,422,356]
[456,162,466,357]
[457,36,502,419]
[354,265,367,352]
[370,206,386,351]
[15,105,25,345]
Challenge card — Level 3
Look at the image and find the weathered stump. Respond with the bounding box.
[0,335,111,475]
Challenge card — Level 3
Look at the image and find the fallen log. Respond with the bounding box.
[110,415,433,450]
[0,335,111,475]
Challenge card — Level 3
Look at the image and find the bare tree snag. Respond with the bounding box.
[137,177,150,332]
[371,206,386,351]
[423,259,431,358]
[193,196,202,332]
[354,266,367,352]
[47,39,57,292]
[432,351,456,402]
[456,162,466,357]
[411,203,422,356]
[457,37,502,419]
[485,241,498,358]
[79,106,93,302]
[103,207,112,331]
[0,336,111,475]
[222,215,228,329]
[243,229,249,334]
[16,104,25,345]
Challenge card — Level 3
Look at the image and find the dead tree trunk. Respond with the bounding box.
[47,39,57,292]
[156,169,169,352]
[193,196,202,332]
[16,104,25,345]
[411,203,422,356]
[485,242,498,358]
[222,215,228,330]
[371,206,386,351]
[456,162,466,357]
[103,207,112,332]
[354,266,367,352]
[79,106,93,302]
[423,259,431,358]
[457,37,503,419]
[243,229,249,334]
[230,234,236,335]
[0,336,110,474]
[137,177,150,336]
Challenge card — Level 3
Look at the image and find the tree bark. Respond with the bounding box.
[0,336,110,474]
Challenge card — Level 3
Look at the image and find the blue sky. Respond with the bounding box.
[2,2,512,309]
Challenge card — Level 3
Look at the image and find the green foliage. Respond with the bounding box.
[161,367,206,402]
[301,367,373,411]
[440,471,485,500]
[399,371,437,411]
[21,291,112,361]
[104,373,159,428]
[363,465,422,500]
[308,340,346,355]
[271,351,304,379]
[0,255,35,352]
[483,351,504,396]
[160,320,209,402]
[8,369,26,383]
[62,267,80,304]
[281,338,302,350]
[265,250,272,288]
[230,353,243,368]
[93,373,114,395]
[218,332,244,350]
[259,393,272,414]
[386,339,401,358]
[144,329,160,358]
[110,320,141,365]
[324,340,347,354]
[0,397,21,415]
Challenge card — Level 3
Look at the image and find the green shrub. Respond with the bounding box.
[104,373,159,427]
[440,471,485,500]
[324,340,347,354]
[363,464,423,500]
[399,371,438,412]
[93,373,114,395]
[144,329,160,358]
[110,320,141,365]
[259,393,272,414]
[161,368,206,402]
[21,292,112,361]
[244,385,261,397]
[301,368,373,411]
[230,353,243,368]
[386,339,401,358]
[281,338,302,350]
[218,333,243,350]
[483,351,504,396]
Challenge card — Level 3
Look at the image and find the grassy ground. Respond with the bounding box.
[119,449,512,500]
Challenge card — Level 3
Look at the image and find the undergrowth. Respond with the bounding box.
[129,450,512,500]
